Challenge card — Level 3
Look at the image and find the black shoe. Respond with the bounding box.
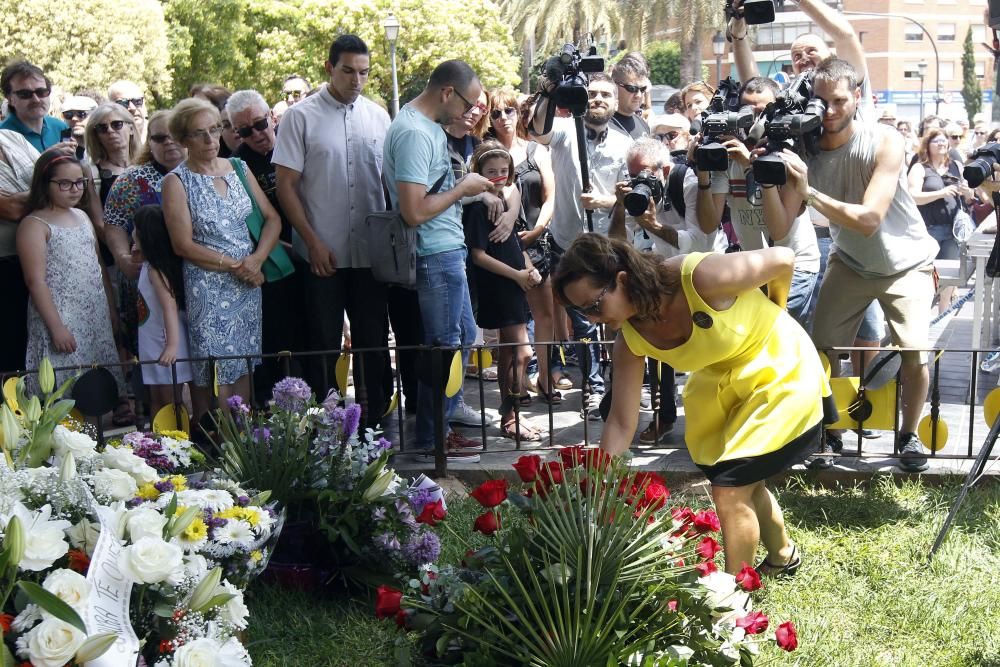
[854,429,879,439]
[825,432,844,454]
[897,432,929,472]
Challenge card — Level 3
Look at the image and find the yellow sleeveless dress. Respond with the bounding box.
[621,252,830,468]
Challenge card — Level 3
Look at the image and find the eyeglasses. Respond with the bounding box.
[62,110,88,120]
[95,120,127,134]
[235,117,269,138]
[930,138,949,145]
[148,133,173,144]
[11,87,50,100]
[577,285,610,317]
[451,87,476,115]
[616,81,648,95]
[284,89,305,99]
[52,178,87,192]
[950,135,963,140]
[655,131,681,142]
[114,97,144,108]
[185,125,224,141]
[490,107,517,120]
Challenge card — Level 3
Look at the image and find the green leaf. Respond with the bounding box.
[164,492,178,519]
[154,601,176,618]
[17,581,87,633]
[196,593,235,613]
[1,642,15,667]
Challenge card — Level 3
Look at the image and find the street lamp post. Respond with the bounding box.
[382,12,400,118]
[918,59,927,120]
[712,30,726,84]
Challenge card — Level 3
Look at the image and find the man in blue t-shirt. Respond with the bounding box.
[383,59,492,461]
[0,61,67,152]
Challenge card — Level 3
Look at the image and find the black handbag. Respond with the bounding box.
[366,171,448,288]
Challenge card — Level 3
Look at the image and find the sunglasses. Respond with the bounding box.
[577,285,610,317]
[12,87,50,100]
[490,106,517,120]
[114,97,144,108]
[52,178,87,192]
[949,135,963,140]
[655,131,681,142]
[451,87,476,115]
[62,110,88,120]
[616,81,648,95]
[95,120,127,134]
[148,133,173,144]
[284,90,305,99]
[236,117,269,138]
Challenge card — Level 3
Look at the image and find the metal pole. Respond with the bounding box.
[919,74,925,119]
[716,56,722,85]
[389,41,400,118]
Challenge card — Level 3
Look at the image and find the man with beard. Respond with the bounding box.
[530,72,632,419]
[778,58,939,473]
[0,61,68,152]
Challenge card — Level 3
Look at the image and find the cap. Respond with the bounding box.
[652,113,690,133]
[63,95,98,112]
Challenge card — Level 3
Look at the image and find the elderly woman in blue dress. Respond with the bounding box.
[161,98,281,415]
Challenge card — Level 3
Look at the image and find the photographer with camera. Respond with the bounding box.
[694,77,820,325]
[777,58,939,472]
[530,57,631,420]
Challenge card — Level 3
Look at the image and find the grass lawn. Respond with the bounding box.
[244,475,1000,667]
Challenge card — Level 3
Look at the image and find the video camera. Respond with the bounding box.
[624,170,665,217]
[542,43,606,117]
[964,143,1000,187]
[725,0,777,25]
[692,77,755,172]
[751,71,826,186]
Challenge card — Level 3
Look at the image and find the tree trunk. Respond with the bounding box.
[680,31,704,83]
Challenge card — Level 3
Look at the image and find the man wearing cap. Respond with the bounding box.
[61,95,97,157]
[877,109,897,127]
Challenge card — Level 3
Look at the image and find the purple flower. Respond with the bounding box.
[402,530,441,566]
[252,427,271,443]
[322,389,341,413]
[237,495,250,507]
[376,437,393,452]
[372,507,386,522]
[154,479,175,493]
[272,377,312,412]
[375,531,401,552]
[343,404,362,438]
[227,395,248,413]
[408,488,434,514]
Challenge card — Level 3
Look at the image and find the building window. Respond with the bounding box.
[904,25,923,42]
[938,23,956,42]
[939,62,955,81]
[903,62,924,79]
[973,26,986,45]
[976,61,986,79]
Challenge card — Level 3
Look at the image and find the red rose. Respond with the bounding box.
[473,510,501,535]
[775,621,798,651]
[619,471,668,499]
[667,599,679,612]
[375,584,403,619]
[395,608,409,629]
[470,479,508,508]
[638,482,669,511]
[67,549,90,573]
[736,611,769,635]
[583,448,613,471]
[671,507,696,525]
[416,500,446,526]
[512,454,542,482]
[695,560,717,576]
[559,446,585,468]
[696,536,722,560]
[693,509,721,533]
[539,461,564,487]
[735,563,762,592]
[0,613,13,633]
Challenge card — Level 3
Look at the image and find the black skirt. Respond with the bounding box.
[696,421,822,487]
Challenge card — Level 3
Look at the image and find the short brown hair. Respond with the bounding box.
[1,60,50,98]
[487,87,526,140]
[168,98,220,142]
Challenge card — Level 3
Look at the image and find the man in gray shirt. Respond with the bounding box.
[781,58,939,472]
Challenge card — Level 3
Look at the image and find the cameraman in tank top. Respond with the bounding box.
[777,58,939,473]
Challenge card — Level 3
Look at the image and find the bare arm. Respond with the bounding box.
[469,248,535,291]
[529,94,554,146]
[0,190,28,221]
[17,218,76,353]
[599,333,646,456]
[906,162,959,205]
[82,166,105,240]
[795,0,868,82]
[397,174,489,226]
[692,246,795,311]
[519,146,556,247]
[162,174,242,273]
[149,268,181,365]
[695,172,727,234]
[761,184,796,242]
[728,5,760,81]
[488,185,521,244]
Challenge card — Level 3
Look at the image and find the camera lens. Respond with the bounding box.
[624,187,652,217]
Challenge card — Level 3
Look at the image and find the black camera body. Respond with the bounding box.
[752,71,826,186]
[725,0,777,25]
[964,143,1000,187]
[543,44,606,117]
[624,170,665,217]
[693,78,753,172]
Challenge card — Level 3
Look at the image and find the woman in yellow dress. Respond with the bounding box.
[553,234,831,575]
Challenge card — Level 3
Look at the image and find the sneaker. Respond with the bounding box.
[897,432,929,472]
[825,432,844,454]
[446,431,484,451]
[639,421,673,444]
[582,392,604,421]
[639,385,652,410]
[982,351,1000,373]
[450,399,489,427]
[413,447,481,463]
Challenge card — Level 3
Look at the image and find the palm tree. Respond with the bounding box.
[620,0,725,80]
[498,0,623,57]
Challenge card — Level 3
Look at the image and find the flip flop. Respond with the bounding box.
[755,544,801,578]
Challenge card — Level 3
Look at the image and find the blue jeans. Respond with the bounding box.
[413,248,478,449]
[787,269,817,327]
[565,305,605,395]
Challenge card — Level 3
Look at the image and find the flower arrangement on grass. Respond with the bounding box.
[378,447,799,666]
[211,377,445,584]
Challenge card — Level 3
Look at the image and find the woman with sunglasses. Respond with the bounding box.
[554,233,831,577]
[84,104,139,206]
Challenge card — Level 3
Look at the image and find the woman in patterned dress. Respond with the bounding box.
[161,98,281,416]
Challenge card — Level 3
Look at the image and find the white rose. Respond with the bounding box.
[8,503,71,572]
[125,507,168,542]
[92,468,139,501]
[101,446,158,483]
[52,425,97,460]
[173,637,221,667]
[23,618,85,667]
[218,580,249,629]
[67,517,101,556]
[119,536,183,584]
[166,553,209,588]
[41,569,90,616]
[217,636,253,667]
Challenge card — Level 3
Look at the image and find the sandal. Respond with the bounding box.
[536,386,563,405]
[519,393,532,407]
[755,544,801,578]
[553,374,573,390]
[501,418,542,442]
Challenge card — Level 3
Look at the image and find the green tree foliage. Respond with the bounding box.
[0,0,171,101]
[165,0,521,107]
[644,41,682,87]
[962,26,982,124]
